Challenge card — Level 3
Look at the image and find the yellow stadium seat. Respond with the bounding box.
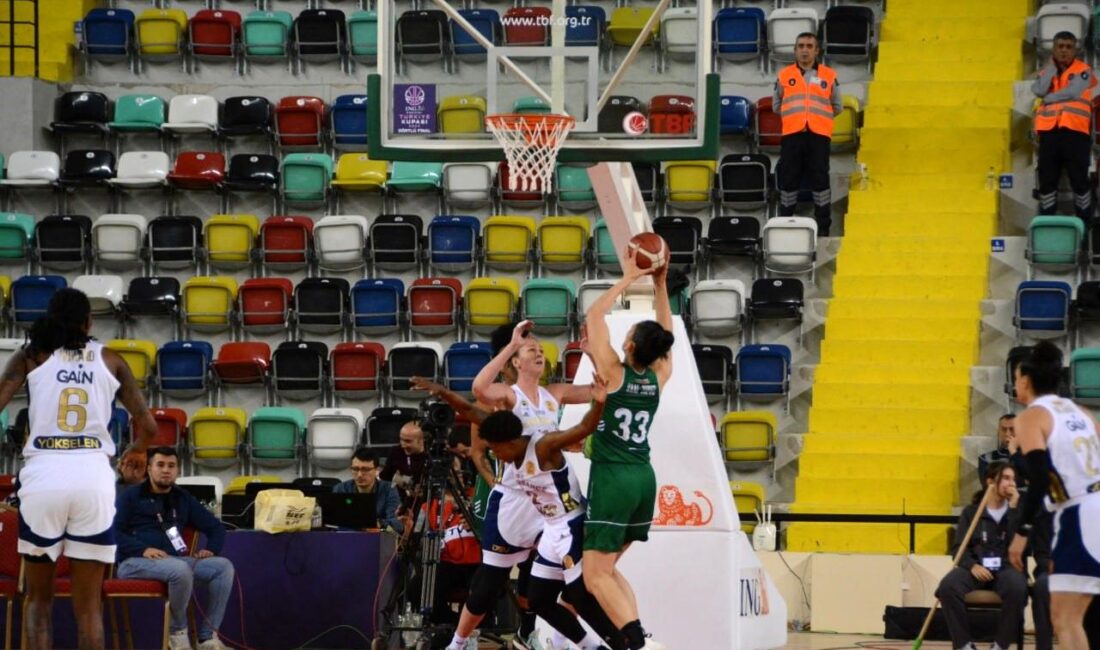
[730,480,766,535]
[183,276,239,332]
[483,215,537,271]
[136,8,188,57]
[0,275,12,307]
[331,154,388,192]
[465,277,520,334]
[225,474,282,495]
[191,407,247,466]
[832,95,861,151]
[720,410,776,465]
[106,339,158,390]
[608,7,659,47]
[438,95,488,136]
[205,214,260,270]
[539,340,559,386]
[664,160,716,210]
[537,216,589,272]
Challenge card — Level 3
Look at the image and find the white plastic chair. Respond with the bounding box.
[442,162,496,209]
[767,8,818,71]
[1034,4,1090,57]
[0,151,60,187]
[109,151,170,189]
[314,215,369,272]
[72,274,124,321]
[93,214,147,270]
[661,7,698,69]
[307,407,365,471]
[690,279,746,339]
[762,216,817,279]
[162,94,219,135]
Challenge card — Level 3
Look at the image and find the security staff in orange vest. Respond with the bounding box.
[774,32,842,236]
[1033,31,1096,223]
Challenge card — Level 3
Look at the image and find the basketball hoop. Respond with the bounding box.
[486,113,576,193]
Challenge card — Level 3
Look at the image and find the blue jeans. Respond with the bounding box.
[117,556,235,641]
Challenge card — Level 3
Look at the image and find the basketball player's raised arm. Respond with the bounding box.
[105,349,157,453]
[0,350,29,414]
[536,375,608,466]
[585,249,651,378]
[1008,405,1054,571]
[651,262,674,385]
[471,321,530,408]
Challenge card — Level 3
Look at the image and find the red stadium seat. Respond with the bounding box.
[166,151,225,190]
[649,94,695,135]
[561,340,584,383]
[274,96,327,148]
[189,9,241,58]
[497,161,545,204]
[212,341,271,385]
[151,407,188,448]
[503,7,551,46]
[260,215,313,269]
[754,97,782,149]
[408,277,463,334]
[331,341,385,398]
[238,277,293,332]
[0,509,18,650]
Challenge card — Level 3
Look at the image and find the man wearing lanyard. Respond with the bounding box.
[114,447,235,650]
[774,32,842,236]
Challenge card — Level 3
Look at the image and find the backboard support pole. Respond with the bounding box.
[589,162,655,312]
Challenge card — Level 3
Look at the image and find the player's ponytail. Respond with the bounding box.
[28,288,91,356]
[631,320,674,368]
[1017,341,1063,396]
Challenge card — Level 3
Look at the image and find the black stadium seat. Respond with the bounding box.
[147,215,203,270]
[366,407,418,450]
[370,214,423,273]
[272,340,329,401]
[396,10,449,70]
[822,6,875,67]
[748,277,804,342]
[50,91,110,137]
[387,345,441,398]
[35,214,91,271]
[692,343,733,407]
[706,216,760,270]
[123,276,181,318]
[719,153,771,210]
[218,96,272,139]
[598,95,644,134]
[294,9,346,62]
[631,161,660,206]
[294,277,350,336]
[653,216,702,269]
[59,150,116,187]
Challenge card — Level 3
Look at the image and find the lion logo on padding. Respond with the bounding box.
[653,485,713,526]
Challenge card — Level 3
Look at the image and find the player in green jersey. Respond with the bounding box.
[581,248,675,650]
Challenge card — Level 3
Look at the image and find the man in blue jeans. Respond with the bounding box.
[114,447,234,650]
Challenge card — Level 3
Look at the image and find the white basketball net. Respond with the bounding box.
[486,113,576,193]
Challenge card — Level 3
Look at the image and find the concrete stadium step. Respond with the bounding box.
[813,362,972,385]
[873,60,1021,83]
[861,127,1009,152]
[801,433,961,456]
[811,382,969,410]
[862,105,1010,130]
[858,147,1008,174]
[878,41,1025,65]
[868,81,1014,107]
[883,0,1030,20]
[785,522,952,555]
[825,299,978,322]
[843,213,997,239]
[837,251,989,276]
[847,189,997,215]
[799,453,959,480]
[794,477,957,509]
[825,316,978,343]
[857,173,993,191]
[839,236,990,255]
[809,406,970,435]
[881,19,1023,42]
[831,274,988,301]
[820,338,978,368]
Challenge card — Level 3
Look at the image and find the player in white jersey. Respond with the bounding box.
[0,289,157,649]
[1009,341,1100,650]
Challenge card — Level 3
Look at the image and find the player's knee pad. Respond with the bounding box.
[465,565,510,616]
[561,578,590,608]
[526,577,564,613]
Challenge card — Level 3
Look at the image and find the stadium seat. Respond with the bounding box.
[256,215,311,272]
[73,274,123,324]
[451,10,499,62]
[538,341,559,385]
[653,216,703,268]
[753,98,783,151]
[690,279,745,339]
[351,278,405,335]
[205,213,259,271]
[218,96,272,140]
[242,10,294,65]
[331,341,386,402]
[719,96,753,136]
[59,151,115,188]
[1034,3,1090,58]
[109,407,130,447]
[1026,215,1084,278]
[483,215,536,272]
[735,344,792,411]
[224,475,282,496]
[92,214,146,271]
[121,276,180,331]
[308,407,366,471]
[331,95,370,149]
[212,341,271,401]
[189,9,240,63]
[693,343,733,406]
[555,165,597,211]
[590,219,621,276]
[272,341,329,402]
[748,278,804,343]
[162,95,219,137]
[395,10,449,72]
[566,5,605,52]
[296,277,350,336]
[1076,281,1100,347]
[331,154,387,208]
[109,152,170,193]
[560,341,584,384]
[713,7,765,69]
[294,9,346,69]
[597,96,644,134]
[386,162,444,209]
[167,151,225,191]
[108,94,165,137]
[442,163,495,210]
[49,91,110,143]
[1014,280,1073,341]
[135,8,187,64]
[537,215,589,272]
[438,95,487,135]
[497,161,547,208]
[190,407,247,469]
[365,406,416,451]
[761,217,817,278]
[387,342,443,399]
[147,215,203,272]
[822,5,874,69]
[280,153,333,208]
[428,215,480,273]
[35,214,91,272]
[370,214,424,273]
[408,277,462,335]
[182,276,238,334]
[155,340,214,399]
[248,406,307,470]
[706,216,760,273]
[649,95,696,135]
[661,7,698,67]
[832,95,862,152]
[465,277,519,334]
[237,277,293,334]
[522,278,576,335]
[721,411,776,470]
[348,10,379,64]
[577,280,617,325]
[314,215,368,272]
[80,8,134,65]
[274,96,327,149]
[631,162,661,208]
[0,213,35,263]
[0,150,59,188]
[1070,347,1100,405]
[444,341,493,395]
[766,8,818,71]
[223,154,280,211]
[608,7,658,61]
[503,7,551,46]
[151,407,187,450]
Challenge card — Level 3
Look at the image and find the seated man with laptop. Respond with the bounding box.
[334,447,404,533]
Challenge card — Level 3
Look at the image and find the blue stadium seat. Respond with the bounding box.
[428,215,480,273]
[1014,280,1073,341]
[451,9,500,60]
[735,344,791,412]
[11,275,66,327]
[331,94,369,148]
[351,278,406,335]
[719,96,753,136]
[565,6,605,50]
[109,407,130,447]
[713,7,765,65]
[156,340,214,400]
[443,341,493,395]
[82,8,135,59]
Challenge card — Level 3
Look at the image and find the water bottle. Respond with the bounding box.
[986,166,996,191]
[858,163,869,191]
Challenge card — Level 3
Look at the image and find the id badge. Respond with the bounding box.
[981,556,1002,572]
[165,525,188,555]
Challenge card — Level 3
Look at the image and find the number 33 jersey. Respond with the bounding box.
[25,341,119,458]
[592,364,660,464]
[1033,394,1100,504]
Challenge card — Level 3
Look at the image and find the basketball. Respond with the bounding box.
[627,233,668,270]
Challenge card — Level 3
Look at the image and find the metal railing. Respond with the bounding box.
[738,511,959,554]
[0,0,38,78]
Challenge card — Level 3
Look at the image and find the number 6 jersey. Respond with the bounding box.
[1032,394,1100,505]
[592,364,660,464]
[24,341,119,458]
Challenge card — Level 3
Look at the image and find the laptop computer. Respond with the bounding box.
[316,493,378,530]
[221,493,255,529]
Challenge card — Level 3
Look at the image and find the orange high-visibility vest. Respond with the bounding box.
[777,63,838,138]
[1035,59,1095,135]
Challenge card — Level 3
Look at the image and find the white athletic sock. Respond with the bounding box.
[579,632,606,650]
[447,634,469,650]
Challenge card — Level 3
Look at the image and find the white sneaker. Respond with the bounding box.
[642,639,667,650]
[168,630,192,650]
[512,633,546,650]
[197,636,228,650]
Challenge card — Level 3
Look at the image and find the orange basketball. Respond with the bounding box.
[627,233,668,271]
